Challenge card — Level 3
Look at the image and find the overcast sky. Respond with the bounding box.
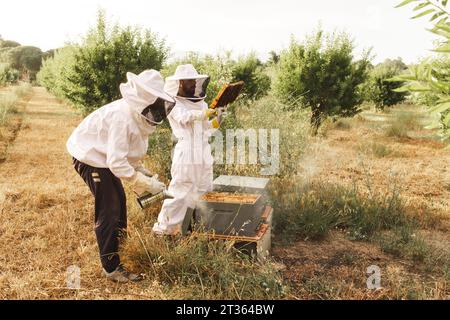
[0,0,440,64]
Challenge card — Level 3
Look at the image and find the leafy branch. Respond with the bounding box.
[394,0,450,141]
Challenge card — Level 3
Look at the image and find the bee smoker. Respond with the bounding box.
[136,190,174,209]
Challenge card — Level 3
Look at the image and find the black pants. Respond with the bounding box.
[72,157,127,273]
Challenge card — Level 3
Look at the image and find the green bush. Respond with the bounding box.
[0,63,19,86]
[0,92,18,125]
[37,10,168,115]
[275,29,370,135]
[37,45,79,101]
[365,59,408,110]
[146,125,174,178]
[230,53,271,101]
[0,38,21,49]
[379,226,429,262]
[385,111,421,138]
[273,180,410,242]
[213,95,310,178]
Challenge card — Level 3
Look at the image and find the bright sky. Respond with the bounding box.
[0,0,440,64]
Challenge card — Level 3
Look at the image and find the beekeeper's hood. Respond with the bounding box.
[164,64,210,101]
[120,70,175,131]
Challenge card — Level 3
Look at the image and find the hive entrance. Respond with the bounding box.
[201,192,259,204]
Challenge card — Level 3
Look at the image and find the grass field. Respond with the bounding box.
[0,87,448,299]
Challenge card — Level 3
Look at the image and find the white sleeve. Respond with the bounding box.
[169,104,204,125]
[106,119,136,180]
[129,159,143,169]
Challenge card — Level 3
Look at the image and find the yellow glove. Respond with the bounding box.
[211,117,220,129]
[210,108,226,129]
[203,109,217,119]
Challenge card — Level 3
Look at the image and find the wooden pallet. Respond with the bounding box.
[192,206,273,258]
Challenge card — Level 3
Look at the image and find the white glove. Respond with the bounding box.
[135,164,153,177]
[131,172,166,196]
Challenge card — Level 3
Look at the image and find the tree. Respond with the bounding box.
[275,30,370,135]
[0,63,19,86]
[365,59,408,110]
[231,53,271,101]
[267,50,280,65]
[0,39,21,49]
[2,46,43,81]
[39,10,169,115]
[37,45,79,100]
[393,0,450,140]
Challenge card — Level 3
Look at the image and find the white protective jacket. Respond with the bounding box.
[66,83,157,181]
[153,97,217,234]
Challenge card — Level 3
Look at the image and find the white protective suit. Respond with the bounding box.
[153,66,216,234]
[67,70,173,182]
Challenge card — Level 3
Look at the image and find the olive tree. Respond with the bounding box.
[275,30,370,135]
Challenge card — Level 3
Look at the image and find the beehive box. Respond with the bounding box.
[194,192,265,237]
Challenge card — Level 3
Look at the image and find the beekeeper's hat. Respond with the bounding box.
[164,64,210,100]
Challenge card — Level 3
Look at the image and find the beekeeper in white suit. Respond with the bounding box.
[153,64,223,235]
[67,70,175,283]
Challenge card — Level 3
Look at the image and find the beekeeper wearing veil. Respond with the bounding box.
[153,64,223,236]
[67,70,175,282]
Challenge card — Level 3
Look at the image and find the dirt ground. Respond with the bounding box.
[0,88,448,299]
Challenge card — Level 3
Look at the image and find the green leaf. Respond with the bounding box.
[444,112,450,126]
[432,42,450,52]
[388,74,418,82]
[412,9,436,19]
[428,25,450,37]
[414,2,430,11]
[435,22,450,34]
[394,83,432,92]
[437,17,449,25]
[442,0,448,6]
[393,86,412,92]
[429,101,450,113]
[395,0,418,8]
[430,12,446,22]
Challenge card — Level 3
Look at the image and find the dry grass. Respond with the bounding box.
[273,232,448,299]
